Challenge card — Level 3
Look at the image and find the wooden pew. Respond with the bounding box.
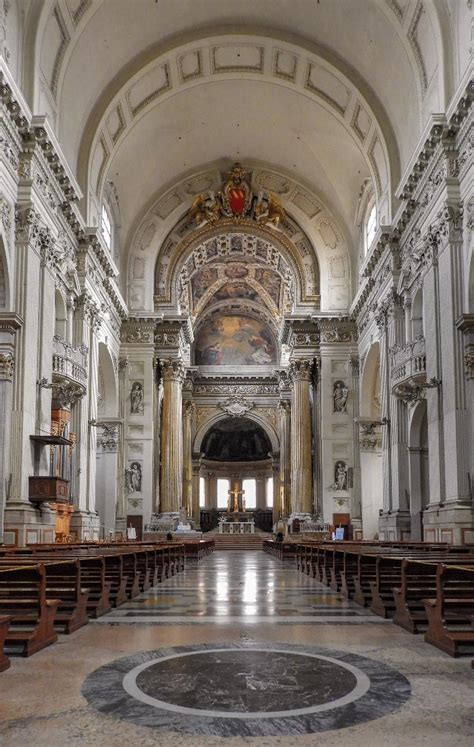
[0,558,90,634]
[423,564,474,657]
[393,558,474,633]
[0,565,59,656]
[0,615,11,671]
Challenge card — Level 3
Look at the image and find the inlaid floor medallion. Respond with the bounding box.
[82,642,411,736]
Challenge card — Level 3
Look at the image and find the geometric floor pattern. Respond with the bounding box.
[92,550,390,625]
[82,641,411,736]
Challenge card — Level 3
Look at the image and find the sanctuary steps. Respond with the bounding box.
[205,529,265,550]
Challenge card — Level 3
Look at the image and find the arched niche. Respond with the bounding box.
[54,289,67,339]
[200,417,273,462]
[194,411,279,455]
[128,162,351,314]
[468,245,474,314]
[407,399,430,540]
[97,342,118,417]
[360,342,381,419]
[156,219,319,314]
[0,236,10,310]
[411,287,424,339]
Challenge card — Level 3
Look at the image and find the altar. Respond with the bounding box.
[218,519,255,534]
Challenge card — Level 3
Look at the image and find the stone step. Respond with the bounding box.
[210,534,266,550]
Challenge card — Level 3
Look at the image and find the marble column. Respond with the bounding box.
[271,456,280,525]
[182,399,194,518]
[289,358,314,516]
[278,400,291,517]
[152,358,163,516]
[191,455,202,526]
[350,355,362,530]
[116,357,128,532]
[160,358,185,514]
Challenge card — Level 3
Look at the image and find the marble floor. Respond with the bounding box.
[0,550,473,746]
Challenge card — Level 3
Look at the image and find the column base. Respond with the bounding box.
[378,510,411,541]
[288,513,315,531]
[351,517,363,540]
[422,503,474,545]
[115,517,127,537]
[70,510,101,541]
[3,502,56,546]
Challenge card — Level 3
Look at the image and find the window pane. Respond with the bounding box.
[101,205,112,249]
[366,204,376,250]
[266,477,273,508]
[217,479,229,509]
[242,478,256,509]
[199,476,205,508]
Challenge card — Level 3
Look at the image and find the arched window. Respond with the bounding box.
[217,478,230,509]
[242,479,256,509]
[365,202,377,253]
[101,204,112,251]
[266,477,273,508]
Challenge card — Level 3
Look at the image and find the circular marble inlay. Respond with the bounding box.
[124,649,368,718]
[82,643,411,737]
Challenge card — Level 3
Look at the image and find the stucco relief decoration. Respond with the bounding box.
[130,381,144,413]
[333,380,348,413]
[188,162,285,229]
[465,352,474,380]
[358,421,381,451]
[97,424,118,452]
[219,395,254,418]
[0,351,14,380]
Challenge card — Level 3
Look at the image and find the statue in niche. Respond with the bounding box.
[334,461,348,491]
[130,381,144,414]
[333,380,348,413]
[126,462,142,493]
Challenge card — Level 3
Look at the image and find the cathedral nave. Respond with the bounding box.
[0,0,473,744]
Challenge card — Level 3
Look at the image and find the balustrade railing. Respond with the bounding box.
[52,335,87,386]
[391,336,426,386]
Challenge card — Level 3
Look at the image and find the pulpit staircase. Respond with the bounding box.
[206,527,266,550]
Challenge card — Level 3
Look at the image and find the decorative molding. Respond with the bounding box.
[97,423,119,452]
[161,357,185,384]
[0,350,13,380]
[288,357,313,383]
[121,317,156,344]
[218,395,254,418]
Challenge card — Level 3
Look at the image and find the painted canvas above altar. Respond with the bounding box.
[194,315,277,365]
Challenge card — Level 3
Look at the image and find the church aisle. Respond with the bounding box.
[0,550,473,746]
[91,550,389,625]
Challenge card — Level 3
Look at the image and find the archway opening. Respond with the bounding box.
[359,343,383,539]
[200,417,275,532]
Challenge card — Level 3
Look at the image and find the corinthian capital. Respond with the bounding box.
[288,358,313,383]
[161,358,185,384]
[0,351,14,380]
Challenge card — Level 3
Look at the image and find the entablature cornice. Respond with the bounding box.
[280,315,320,349]
[121,316,157,344]
[315,315,357,344]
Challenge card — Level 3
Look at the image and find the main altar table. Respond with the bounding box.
[218,520,255,534]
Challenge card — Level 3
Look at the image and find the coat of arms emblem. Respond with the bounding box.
[188,162,285,229]
[221,163,252,217]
